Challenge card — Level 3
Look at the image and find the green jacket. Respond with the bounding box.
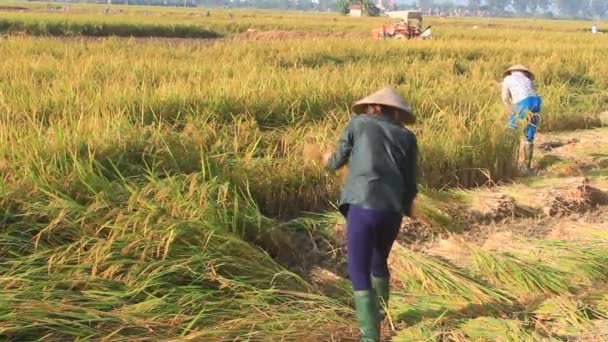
[326,114,418,216]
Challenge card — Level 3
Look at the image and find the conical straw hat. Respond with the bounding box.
[352,86,415,123]
[503,65,535,80]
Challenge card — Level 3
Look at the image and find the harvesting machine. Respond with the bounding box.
[372,11,432,40]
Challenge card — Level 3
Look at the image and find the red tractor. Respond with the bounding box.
[372,11,432,40]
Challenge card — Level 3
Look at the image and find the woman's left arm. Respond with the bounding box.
[403,134,418,216]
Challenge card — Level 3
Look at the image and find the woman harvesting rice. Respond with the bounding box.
[323,86,418,342]
[502,65,542,172]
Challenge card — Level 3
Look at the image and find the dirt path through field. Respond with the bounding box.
[411,126,608,249]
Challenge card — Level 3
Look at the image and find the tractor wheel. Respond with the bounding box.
[394,34,406,40]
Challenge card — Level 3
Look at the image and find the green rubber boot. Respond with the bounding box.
[524,142,534,171]
[372,276,390,321]
[354,291,379,342]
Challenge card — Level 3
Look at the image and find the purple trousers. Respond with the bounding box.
[346,205,402,291]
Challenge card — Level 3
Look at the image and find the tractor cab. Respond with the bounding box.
[399,11,423,30]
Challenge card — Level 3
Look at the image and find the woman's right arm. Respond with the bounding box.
[326,119,356,171]
[501,80,513,114]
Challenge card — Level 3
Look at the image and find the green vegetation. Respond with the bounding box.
[0,15,222,37]
[1,16,607,190]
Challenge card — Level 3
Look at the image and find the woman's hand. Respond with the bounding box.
[322,152,333,165]
[409,200,418,218]
[503,102,514,116]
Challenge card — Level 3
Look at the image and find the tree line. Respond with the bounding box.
[73,0,335,11]
[422,0,608,18]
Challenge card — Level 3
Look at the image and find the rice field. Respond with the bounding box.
[1,2,608,341]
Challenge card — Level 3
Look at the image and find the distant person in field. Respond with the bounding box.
[592,24,598,34]
[502,65,541,172]
[323,87,417,342]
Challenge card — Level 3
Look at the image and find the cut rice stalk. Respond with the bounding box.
[467,245,570,296]
[391,244,511,305]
